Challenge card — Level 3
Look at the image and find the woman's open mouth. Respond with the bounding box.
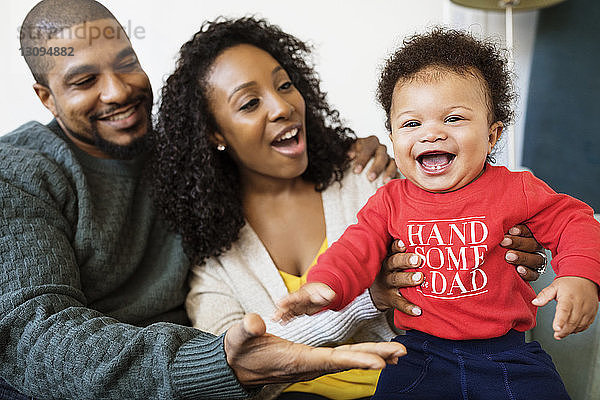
[271,127,305,157]
[417,151,456,174]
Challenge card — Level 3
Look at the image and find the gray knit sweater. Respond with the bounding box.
[0,121,249,399]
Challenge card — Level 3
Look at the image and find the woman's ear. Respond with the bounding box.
[488,121,503,154]
[211,132,227,149]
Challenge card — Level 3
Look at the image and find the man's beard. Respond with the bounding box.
[60,101,153,160]
[91,124,152,160]
[64,121,152,160]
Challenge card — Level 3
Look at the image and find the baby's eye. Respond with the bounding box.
[239,98,259,111]
[402,121,420,128]
[445,115,463,123]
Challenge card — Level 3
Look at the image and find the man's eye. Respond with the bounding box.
[119,60,140,71]
[72,76,95,87]
[240,98,259,111]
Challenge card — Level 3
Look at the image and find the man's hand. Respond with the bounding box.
[274,283,335,323]
[500,224,545,281]
[348,135,399,183]
[532,276,599,340]
[224,313,406,386]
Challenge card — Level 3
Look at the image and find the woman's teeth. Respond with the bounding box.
[275,128,298,143]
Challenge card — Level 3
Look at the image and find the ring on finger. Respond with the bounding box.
[534,250,548,275]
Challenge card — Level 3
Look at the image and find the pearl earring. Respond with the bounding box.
[217,144,226,151]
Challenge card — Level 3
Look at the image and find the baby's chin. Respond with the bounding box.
[413,174,480,193]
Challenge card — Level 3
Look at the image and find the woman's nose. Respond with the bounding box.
[267,93,294,121]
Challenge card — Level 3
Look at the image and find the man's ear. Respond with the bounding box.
[33,83,58,117]
[488,121,503,154]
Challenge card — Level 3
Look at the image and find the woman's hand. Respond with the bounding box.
[500,224,545,281]
[348,135,399,183]
[369,224,546,316]
[369,239,424,316]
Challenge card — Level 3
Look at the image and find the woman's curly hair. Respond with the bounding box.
[377,28,515,162]
[150,17,356,264]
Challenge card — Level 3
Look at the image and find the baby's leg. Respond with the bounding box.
[372,330,570,400]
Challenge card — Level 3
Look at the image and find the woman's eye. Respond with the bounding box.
[239,98,259,111]
[279,81,293,90]
[402,121,420,128]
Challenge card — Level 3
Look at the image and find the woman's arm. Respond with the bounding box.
[265,290,393,346]
[187,262,393,345]
[186,263,247,335]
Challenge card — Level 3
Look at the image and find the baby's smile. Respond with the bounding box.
[417,151,456,175]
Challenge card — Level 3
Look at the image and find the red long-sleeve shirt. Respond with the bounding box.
[308,165,600,339]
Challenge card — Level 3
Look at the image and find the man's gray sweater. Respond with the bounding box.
[0,120,248,399]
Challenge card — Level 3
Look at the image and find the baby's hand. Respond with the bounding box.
[274,283,336,323]
[532,276,599,340]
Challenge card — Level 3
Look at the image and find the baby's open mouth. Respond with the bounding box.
[417,152,456,173]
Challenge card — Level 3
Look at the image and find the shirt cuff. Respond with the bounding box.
[170,331,254,399]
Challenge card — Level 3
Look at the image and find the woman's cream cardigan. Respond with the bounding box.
[186,167,397,346]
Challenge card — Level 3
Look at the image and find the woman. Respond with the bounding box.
[151,17,544,399]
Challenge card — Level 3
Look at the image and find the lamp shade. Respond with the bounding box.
[450,0,566,11]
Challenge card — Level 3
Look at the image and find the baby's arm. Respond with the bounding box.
[274,282,337,323]
[532,276,599,340]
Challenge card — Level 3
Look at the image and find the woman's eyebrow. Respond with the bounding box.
[228,81,256,102]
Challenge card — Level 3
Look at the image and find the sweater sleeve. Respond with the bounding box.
[264,290,387,346]
[308,185,394,311]
[521,171,600,287]
[0,149,249,400]
[187,259,387,346]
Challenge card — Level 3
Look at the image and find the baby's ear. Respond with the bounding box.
[488,121,503,153]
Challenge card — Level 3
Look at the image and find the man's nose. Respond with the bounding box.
[99,73,132,104]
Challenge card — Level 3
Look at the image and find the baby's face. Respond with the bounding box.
[389,68,502,193]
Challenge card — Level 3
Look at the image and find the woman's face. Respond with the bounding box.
[207,44,308,183]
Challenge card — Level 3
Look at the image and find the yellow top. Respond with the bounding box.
[279,238,380,399]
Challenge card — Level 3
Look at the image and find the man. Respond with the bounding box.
[0,1,405,399]
[0,1,543,398]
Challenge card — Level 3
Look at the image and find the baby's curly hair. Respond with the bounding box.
[150,17,355,264]
[377,28,515,159]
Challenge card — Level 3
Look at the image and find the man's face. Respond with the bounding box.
[37,18,153,159]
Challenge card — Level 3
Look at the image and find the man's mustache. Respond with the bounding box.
[90,93,151,122]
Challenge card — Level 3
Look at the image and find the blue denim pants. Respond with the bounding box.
[0,378,36,400]
[372,330,570,400]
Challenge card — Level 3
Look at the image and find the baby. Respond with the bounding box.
[275,28,600,399]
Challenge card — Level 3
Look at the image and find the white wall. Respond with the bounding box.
[1,0,538,166]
